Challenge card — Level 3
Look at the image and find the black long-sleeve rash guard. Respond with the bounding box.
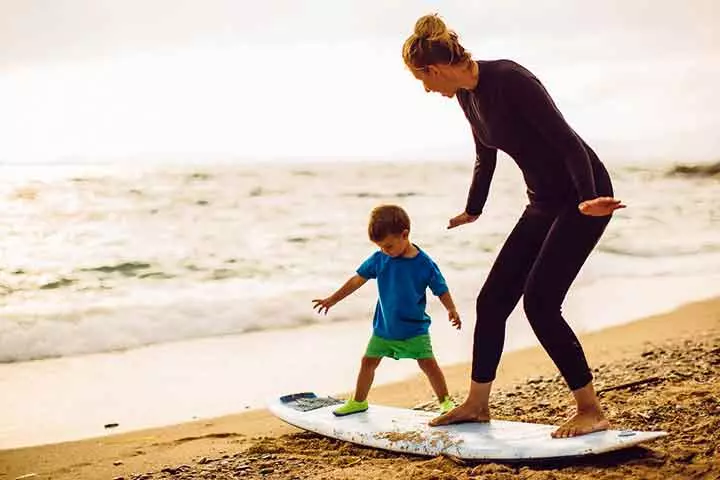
[456,60,605,215]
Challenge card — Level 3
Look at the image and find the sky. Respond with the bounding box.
[1,1,718,164]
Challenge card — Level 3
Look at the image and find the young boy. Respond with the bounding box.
[312,204,461,416]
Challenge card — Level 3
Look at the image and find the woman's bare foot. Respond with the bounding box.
[552,408,610,438]
[552,381,609,438]
[429,402,490,427]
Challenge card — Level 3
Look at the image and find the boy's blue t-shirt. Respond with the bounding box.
[356,245,449,340]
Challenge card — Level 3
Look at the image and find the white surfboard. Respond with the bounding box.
[268,392,667,460]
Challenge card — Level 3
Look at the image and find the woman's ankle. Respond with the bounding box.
[467,380,493,409]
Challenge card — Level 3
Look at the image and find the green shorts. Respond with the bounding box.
[365,334,434,360]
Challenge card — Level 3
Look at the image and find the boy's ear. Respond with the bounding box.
[402,229,410,239]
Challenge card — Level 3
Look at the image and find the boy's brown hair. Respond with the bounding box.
[368,205,411,242]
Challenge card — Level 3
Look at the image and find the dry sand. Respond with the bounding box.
[1,297,718,480]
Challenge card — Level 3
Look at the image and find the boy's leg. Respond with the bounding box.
[334,356,382,416]
[417,357,456,413]
[334,356,381,416]
[417,357,449,402]
[353,356,382,402]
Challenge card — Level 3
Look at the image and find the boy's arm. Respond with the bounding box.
[329,274,368,304]
[438,291,457,312]
[426,259,460,329]
[312,274,368,314]
[438,291,462,329]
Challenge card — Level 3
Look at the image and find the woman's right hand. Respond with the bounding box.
[447,212,479,229]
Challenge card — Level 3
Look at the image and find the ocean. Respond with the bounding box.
[1,160,719,363]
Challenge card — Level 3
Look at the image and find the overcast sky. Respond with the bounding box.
[3,1,717,68]
[1,1,718,163]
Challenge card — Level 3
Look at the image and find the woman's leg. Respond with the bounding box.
[431,206,555,426]
[522,206,611,437]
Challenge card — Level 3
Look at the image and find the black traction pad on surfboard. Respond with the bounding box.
[280,392,344,412]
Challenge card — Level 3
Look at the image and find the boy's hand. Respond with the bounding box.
[312,297,336,315]
[448,309,461,329]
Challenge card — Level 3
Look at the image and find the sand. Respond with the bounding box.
[1,297,718,480]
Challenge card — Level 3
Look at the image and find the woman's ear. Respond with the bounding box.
[426,64,440,77]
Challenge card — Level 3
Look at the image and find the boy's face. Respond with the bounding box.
[374,231,410,257]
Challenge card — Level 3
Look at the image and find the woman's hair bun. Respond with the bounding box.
[414,14,448,40]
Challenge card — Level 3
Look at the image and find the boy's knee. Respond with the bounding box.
[416,357,438,370]
[361,356,382,370]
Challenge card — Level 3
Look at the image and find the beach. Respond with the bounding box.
[2,296,718,480]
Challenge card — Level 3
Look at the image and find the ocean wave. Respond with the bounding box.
[0,260,274,298]
[346,191,422,198]
[667,161,720,178]
[39,278,77,290]
[0,287,329,363]
[598,243,720,258]
[80,262,153,275]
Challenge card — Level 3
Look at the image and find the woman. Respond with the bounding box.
[402,14,625,438]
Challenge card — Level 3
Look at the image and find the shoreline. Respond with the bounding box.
[1,296,718,479]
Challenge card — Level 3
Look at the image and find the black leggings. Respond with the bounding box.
[471,202,611,390]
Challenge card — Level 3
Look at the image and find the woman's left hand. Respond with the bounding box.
[578,197,626,216]
[447,212,480,229]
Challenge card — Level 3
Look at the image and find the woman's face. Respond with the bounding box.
[410,64,458,98]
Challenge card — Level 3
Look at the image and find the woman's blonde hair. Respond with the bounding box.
[402,14,471,71]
